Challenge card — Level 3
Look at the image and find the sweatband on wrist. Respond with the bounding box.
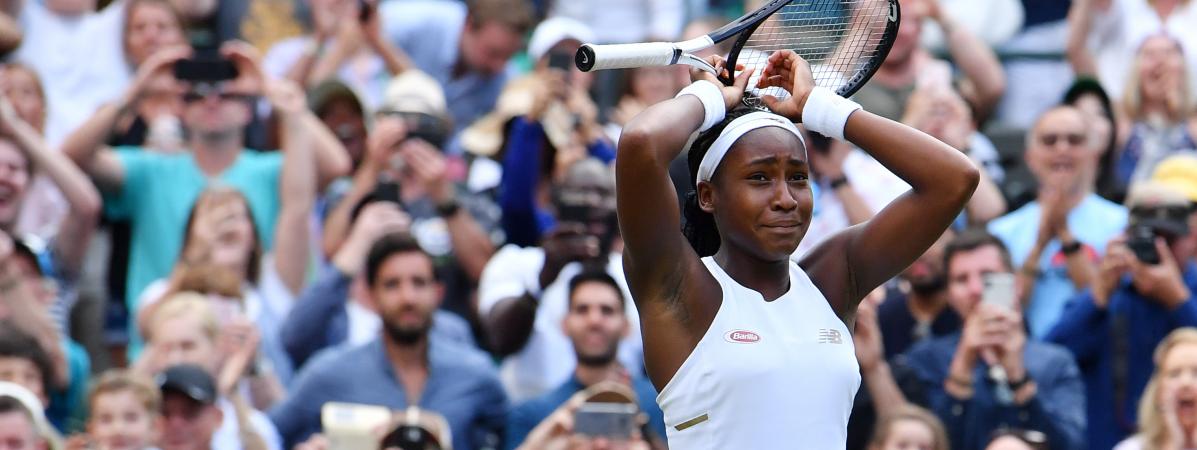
[676,81,726,132]
[802,86,862,141]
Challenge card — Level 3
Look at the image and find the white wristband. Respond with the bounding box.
[676,81,726,132]
[801,87,862,141]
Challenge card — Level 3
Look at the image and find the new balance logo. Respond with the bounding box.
[817,329,843,344]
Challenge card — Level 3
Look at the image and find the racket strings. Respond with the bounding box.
[736,0,893,109]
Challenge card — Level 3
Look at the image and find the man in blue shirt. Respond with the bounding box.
[270,233,507,448]
[905,229,1086,450]
[380,0,534,140]
[988,106,1127,339]
[1047,178,1197,450]
[505,271,666,449]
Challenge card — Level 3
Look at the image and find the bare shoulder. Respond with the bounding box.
[798,225,861,318]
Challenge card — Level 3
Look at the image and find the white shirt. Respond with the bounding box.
[550,0,684,43]
[14,0,130,146]
[213,398,283,450]
[1088,0,1197,101]
[657,257,860,449]
[477,245,643,402]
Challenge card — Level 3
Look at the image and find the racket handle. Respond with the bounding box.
[575,42,678,72]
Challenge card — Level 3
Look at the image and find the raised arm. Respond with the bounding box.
[60,46,189,192]
[0,97,100,277]
[266,81,318,294]
[761,51,978,314]
[926,1,1005,124]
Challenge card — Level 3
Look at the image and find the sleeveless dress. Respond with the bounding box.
[656,257,861,449]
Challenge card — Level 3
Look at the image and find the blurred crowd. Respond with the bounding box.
[0,0,1195,449]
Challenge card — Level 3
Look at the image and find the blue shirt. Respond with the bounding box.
[504,374,666,450]
[1045,263,1197,450]
[380,0,507,139]
[988,194,1127,337]
[904,332,1088,450]
[104,148,283,310]
[269,337,507,449]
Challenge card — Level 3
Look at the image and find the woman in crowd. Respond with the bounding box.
[1063,77,1124,202]
[1115,34,1197,190]
[1116,328,1197,450]
[135,184,312,389]
[868,405,949,450]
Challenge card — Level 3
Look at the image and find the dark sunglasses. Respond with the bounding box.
[182,91,254,103]
[1038,132,1087,147]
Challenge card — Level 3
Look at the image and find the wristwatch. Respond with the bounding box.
[829,176,850,190]
[435,199,461,217]
[1061,240,1082,255]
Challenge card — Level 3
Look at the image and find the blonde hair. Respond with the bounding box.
[1122,34,1194,123]
[868,405,950,450]
[1136,328,1197,450]
[145,291,220,343]
[87,370,161,417]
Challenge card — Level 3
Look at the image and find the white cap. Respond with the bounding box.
[527,17,596,62]
[0,382,58,447]
[379,70,448,120]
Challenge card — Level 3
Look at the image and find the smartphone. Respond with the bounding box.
[574,402,638,440]
[1128,224,1161,265]
[358,0,373,22]
[372,180,403,207]
[548,51,574,72]
[557,203,593,225]
[322,403,393,450]
[982,272,1017,310]
[173,57,238,82]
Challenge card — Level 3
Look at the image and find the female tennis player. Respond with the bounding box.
[617,50,979,448]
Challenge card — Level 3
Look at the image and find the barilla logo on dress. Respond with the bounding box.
[724,330,761,344]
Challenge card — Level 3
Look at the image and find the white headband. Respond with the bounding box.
[695,111,807,184]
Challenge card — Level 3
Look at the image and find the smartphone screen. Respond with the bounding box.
[574,402,637,440]
[982,272,1017,310]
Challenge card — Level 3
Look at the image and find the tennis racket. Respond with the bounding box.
[575,0,900,109]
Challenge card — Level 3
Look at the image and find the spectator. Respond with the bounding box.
[0,79,102,335]
[379,0,534,140]
[10,0,129,145]
[899,85,1007,224]
[853,0,1006,125]
[513,382,655,450]
[549,0,682,44]
[867,405,949,450]
[1063,77,1124,203]
[70,370,161,450]
[0,324,56,423]
[480,158,642,402]
[156,364,224,450]
[877,229,961,360]
[988,105,1128,338]
[270,233,507,449]
[504,271,666,449]
[847,292,928,450]
[305,81,367,174]
[108,0,189,150]
[0,381,60,450]
[61,43,350,329]
[135,180,316,384]
[135,293,282,450]
[1114,327,1197,450]
[905,229,1086,450]
[261,0,413,110]
[1,233,92,433]
[1066,0,1197,101]
[0,4,21,56]
[1114,35,1197,189]
[280,201,473,370]
[1046,179,1197,450]
[986,429,1050,450]
[319,71,499,323]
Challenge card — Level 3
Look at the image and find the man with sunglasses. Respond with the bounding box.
[987,105,1128,339]
[61,42,351,319]
[1046,164,1197,450]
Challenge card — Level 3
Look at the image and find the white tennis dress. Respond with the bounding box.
[656,257,861,449]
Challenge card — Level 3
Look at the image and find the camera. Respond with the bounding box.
[1127,224,1161,265]
[173,57,239,82]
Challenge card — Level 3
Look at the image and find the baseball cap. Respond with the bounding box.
[0,382,61,450]
[378,71,449,121]
[527,17,596,62]
[1153,154,1197,203]
[156,364,217,405]
[1126,181,1193,237]
[307,80,365,119]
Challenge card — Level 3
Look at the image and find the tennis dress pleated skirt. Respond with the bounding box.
[656,257,861,449]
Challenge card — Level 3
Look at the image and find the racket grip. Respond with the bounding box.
[575,42,678,72]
